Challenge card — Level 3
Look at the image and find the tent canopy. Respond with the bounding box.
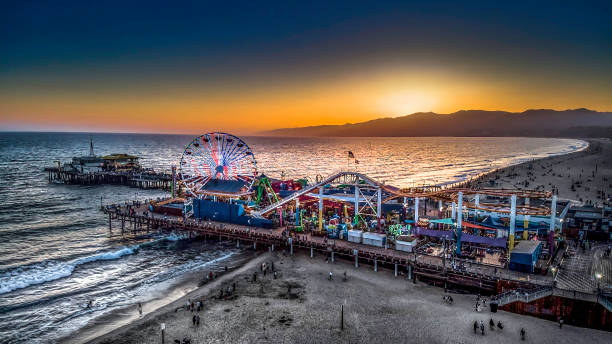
[428,218,455,225]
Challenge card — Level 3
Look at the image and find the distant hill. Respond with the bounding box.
[263,109,612,138]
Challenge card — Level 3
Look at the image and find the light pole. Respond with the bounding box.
[161,323,165,344]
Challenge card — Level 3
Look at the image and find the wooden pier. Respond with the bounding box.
[102,202,551,296]
[45,168,177,191]
[101,202,612,330]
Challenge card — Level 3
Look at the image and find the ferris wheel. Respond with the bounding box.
[179,132,257,197]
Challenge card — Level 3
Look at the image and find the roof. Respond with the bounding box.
[511,240,542,255]
[570,205,601,213]
[574,211,603,220]
[429,218,455,225]
[198,179,248,195]
[73,156,103,163]
[102,153,139,160]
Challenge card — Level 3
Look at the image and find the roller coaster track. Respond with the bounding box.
[251,171,554,218]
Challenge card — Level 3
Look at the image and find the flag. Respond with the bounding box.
[355,159,359,164]
[347,151,355,159]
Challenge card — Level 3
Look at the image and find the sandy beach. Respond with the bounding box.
[85,250,611,344]
[469,138,611,206]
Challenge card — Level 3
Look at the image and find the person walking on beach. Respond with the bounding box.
[329,271,333,280]
[138,302,142,316]
[559,317,564,329]
[196,315,200,326]
[192,314,196,326]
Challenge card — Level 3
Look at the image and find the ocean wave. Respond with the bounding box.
[0,232,189,295]
[164,232,189,241]
[0,246,139,295]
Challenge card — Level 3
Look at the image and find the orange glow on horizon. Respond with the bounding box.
[1,66,611,134]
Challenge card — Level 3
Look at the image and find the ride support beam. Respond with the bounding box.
[549,195,557,232]
[475,194,480,223]
[414,197,419,225]
[509,194,517,252]
[295,199,300,226]
[319,186,323,231]
[455,192,463,254]
[452,202,456,220]
[377,188,382,231]
[354,186,359,225]
[549,195,557,251]
[523,198,530,239]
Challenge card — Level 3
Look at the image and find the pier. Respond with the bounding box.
[102,199,612,330]
[45,167,177,190]
[103,201,544,295]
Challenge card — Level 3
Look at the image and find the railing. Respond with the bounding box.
[598,295,612,312]
[491,286,553,306]
[552,288,598,303]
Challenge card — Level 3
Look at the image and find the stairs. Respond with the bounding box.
[490,286,553,307]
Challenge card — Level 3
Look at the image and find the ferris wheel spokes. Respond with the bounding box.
[179,132,257,197]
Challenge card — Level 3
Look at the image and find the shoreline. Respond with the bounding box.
[453,138,589,189]
[465,138,610,206]
[64,249,261,344]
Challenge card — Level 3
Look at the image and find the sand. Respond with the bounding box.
[469,138,611,206]
[85,251,611,344]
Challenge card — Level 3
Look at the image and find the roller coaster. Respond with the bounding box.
[250,170,554,218]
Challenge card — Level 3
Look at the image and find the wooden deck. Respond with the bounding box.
[46,168,177,190]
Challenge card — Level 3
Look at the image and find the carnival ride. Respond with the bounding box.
[250,171,555,218]
[179,132,257,198]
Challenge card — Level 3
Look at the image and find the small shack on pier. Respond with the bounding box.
[71,156,104,173]
[102,154,140,171]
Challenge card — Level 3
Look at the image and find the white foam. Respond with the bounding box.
[164,232,189,241]
[0,245,139,295]
[0,232,193,295]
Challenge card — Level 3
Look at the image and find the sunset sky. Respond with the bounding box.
[1,1,611,134]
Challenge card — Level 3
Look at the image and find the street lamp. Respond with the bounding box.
[595,273,603,291]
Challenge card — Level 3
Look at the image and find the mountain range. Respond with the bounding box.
[263,109,612,138]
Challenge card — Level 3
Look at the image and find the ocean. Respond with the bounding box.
[0,132,587,343]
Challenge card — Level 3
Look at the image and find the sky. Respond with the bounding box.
[1,1,611,134]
